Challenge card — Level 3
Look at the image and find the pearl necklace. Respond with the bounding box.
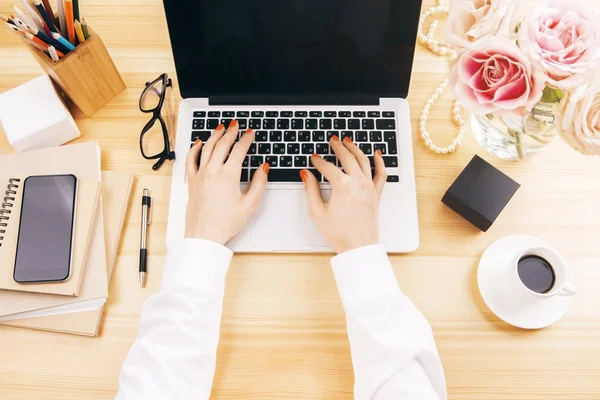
[417,0,466,155]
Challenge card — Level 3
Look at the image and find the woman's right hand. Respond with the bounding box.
[300,136,387,254]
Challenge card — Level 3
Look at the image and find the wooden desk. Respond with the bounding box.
[1,1,600,398]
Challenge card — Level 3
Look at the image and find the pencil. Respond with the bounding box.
[51,31,75,51]
[4,21,26,36]
[32,0,55,35]
[72,0,79,22]
[0,15,16,25]
[11,4,35,29]
[41,0,58,28]
[20,0,44,31]
[74,19,84,43]
[64,0,75,45]
[30,25,71,53]
[48,45,59,61]
[81,17,89,39]
[56,0,67,37]
[12,16,34,34]
[25,32,65,57]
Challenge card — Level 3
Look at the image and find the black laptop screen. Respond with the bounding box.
[163,0,423,99]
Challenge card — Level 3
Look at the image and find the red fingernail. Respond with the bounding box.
[376,149,382,157]
[216,124,225,131]
[300,170,308,182]
[343,137,353,144]
[312,153,319,158]
[194,138,200,145]
[229,119,238,128]
[331,135,340,142]
[245,128,253,134]
[262,163,270,174]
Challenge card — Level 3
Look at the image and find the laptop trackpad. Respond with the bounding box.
[250,188,330,249]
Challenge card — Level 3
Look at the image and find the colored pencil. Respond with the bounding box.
[56,0,67,37]
[48,45,59,61]
[72,0,79,22]
[64,0,75,45]
[5,21,26,36]
[12,16,34,34]
[11,4,35,29]
[30,25,71,53]
[32,0,55,35]
[51,31,75,51]
[81,17,89,39]
[41,0,58,28]
[74,19,84,43]
[0,15,16,25]
[20,0,44,31]
[25,32,65,57]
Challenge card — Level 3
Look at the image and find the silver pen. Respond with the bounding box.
[139,188,151,288]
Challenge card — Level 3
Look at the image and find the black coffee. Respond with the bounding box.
[517,256,556,294]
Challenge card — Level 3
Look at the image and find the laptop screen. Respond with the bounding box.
[163,0,423,99]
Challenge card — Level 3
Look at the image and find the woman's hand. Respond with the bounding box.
[301,136,387,254]
[185,120,269,245]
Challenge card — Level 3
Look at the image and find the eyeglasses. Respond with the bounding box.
[139,73,176,171]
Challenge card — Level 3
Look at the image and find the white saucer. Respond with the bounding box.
[477,235,573,330]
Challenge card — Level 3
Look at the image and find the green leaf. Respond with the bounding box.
[541,87,565,104]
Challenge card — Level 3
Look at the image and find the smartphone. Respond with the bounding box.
[13,175,77,284]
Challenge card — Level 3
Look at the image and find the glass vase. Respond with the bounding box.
[471,103,558,160]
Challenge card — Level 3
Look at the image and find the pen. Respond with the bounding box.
[139,189,151,288]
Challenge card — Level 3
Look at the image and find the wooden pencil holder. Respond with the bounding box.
[25,28,126,117]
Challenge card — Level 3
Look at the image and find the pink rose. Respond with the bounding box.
[519,0,600,89]
[449,37,546,116]
[446,0,523,52]
[556,82,600,155]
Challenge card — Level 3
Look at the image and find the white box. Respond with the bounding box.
[0,75,80,152]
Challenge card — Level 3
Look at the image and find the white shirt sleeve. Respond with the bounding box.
[115,238,232,400]
[331,245,447,400]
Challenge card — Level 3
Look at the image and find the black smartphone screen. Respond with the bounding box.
[13,175,77,283]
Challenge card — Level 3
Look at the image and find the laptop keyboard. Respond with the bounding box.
[190,110,400,183]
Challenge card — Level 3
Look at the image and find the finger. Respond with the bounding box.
[199,124,225,169]
[186,139,203,178]
[210,120,240,166]
[373,150,387,197]
[243,162,270,212]
[226,128,254,169]
[300,169,326,217]
[331,136,362,177]
[311,154,344,185]
[342,137,372,178]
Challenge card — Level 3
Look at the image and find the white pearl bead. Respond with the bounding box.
[425,139,433,147]
[439,48,448,56]
[448,145,456,152]
[436,148,443,154]
[458,119,465,126]
[442,148,449,155]
[420,133,429,140]
[432,45,439,53]
[454,115,462,122]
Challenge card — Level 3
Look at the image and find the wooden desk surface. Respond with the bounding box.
[1,1,600,398]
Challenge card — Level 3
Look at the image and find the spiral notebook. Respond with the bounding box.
[0,142,108,317]
[0,172,135,336]
[0,177,101,296]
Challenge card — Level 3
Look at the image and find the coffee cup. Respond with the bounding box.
[510,245,577,299]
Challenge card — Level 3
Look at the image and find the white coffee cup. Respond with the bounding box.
[510,245,577,299]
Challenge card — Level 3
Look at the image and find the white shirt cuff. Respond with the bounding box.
[330,245,401,307]
[161,238,233,293]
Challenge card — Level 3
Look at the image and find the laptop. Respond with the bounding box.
[163,0,422,253]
